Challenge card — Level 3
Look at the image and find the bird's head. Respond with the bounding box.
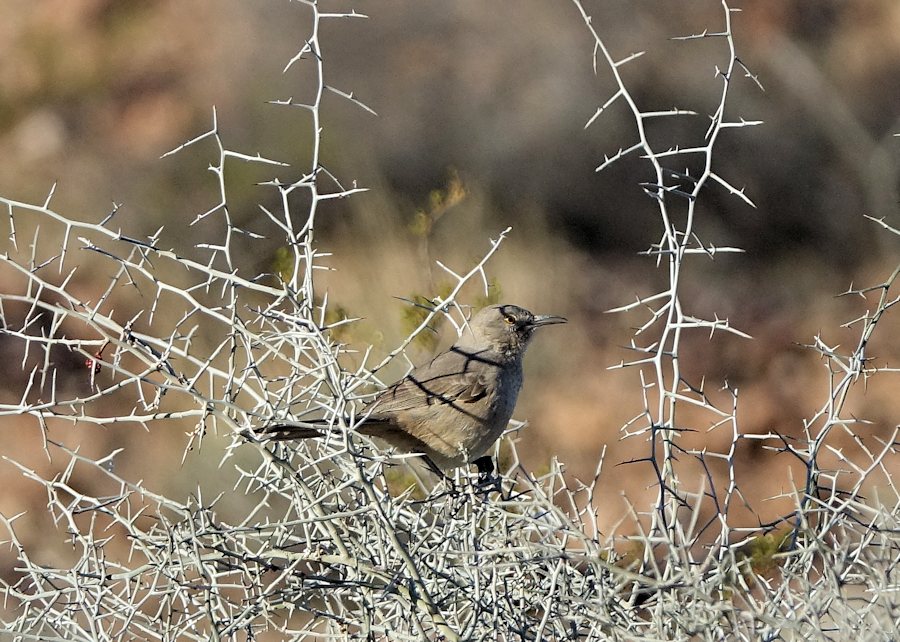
[457,304,567,357]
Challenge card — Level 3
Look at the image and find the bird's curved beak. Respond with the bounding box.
[529,314,567,327]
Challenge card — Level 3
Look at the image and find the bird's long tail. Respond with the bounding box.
[249,421,327,440]
[250,419,406,446]
[250,419,443,473]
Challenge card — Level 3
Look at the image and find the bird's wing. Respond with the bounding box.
[357,347,505,465]
[369,347,498,416]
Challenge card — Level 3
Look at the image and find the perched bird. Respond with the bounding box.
[260,304,566,476]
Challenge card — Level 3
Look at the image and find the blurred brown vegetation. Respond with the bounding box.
[0,0,898,547]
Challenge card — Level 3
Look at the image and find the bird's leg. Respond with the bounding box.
[422,456,459,494]
[472,456,501,495]
[474,456,494,477]
[422,455,444,477]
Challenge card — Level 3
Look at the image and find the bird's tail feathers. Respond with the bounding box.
[251,417,401,442]
[251,421,327,441]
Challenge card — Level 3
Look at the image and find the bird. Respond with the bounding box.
[258,304,566,477]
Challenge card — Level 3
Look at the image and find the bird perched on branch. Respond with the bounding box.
[258,304,566,479]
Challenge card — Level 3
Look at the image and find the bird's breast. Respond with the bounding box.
[462,362,522,460]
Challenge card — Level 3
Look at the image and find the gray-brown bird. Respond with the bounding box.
[260,304,566,476]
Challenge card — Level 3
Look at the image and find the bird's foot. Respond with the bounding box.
[472,456,502,497]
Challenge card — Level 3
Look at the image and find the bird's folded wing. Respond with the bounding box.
[372,366,495,415]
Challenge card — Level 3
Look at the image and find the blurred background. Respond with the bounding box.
[0,0,898,544]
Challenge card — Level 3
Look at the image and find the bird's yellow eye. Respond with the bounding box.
[503,314,515,325]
